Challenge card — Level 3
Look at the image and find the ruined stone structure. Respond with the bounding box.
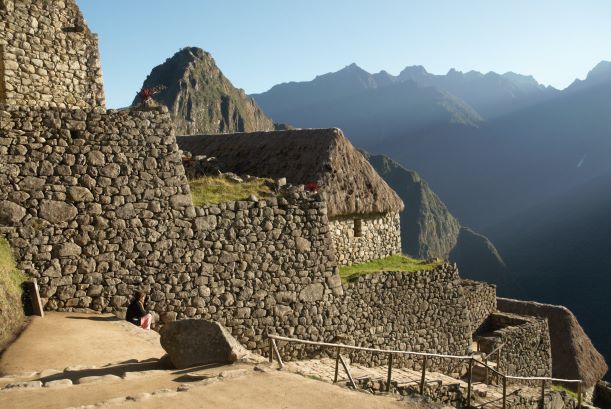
[477,312,552,384]
[461,279,496,333]
[177,130,404,265]
[498,298,608,390]
[0,0,606,393]
[0,0,105,108]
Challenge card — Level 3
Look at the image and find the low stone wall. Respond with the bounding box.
[480,312,552,384]
[461,279,496,334]
[0,0,105,108]
[497,298,608,390]
[329,212,401,265]
[336,265,472,372]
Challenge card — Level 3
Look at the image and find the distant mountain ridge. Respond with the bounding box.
[253,60,611,230]
[252,62,556,122]
[133,47,275,135]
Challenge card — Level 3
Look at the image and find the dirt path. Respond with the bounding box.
[0,312,164,375]
[0,313,429,409]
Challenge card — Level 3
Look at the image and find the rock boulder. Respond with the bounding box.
[160,320,252,369]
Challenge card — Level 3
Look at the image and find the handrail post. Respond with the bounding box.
[334,346,340,383]
[386,353,393,392]
[269,337,273,363]
[502,375,507,409]
[485,355,489,385]
[420,355,427,395]
[467,357,474,407]
[497,346,502,384]
[540,379,545,409]
[271,338,284,369]
[578,381,582,409]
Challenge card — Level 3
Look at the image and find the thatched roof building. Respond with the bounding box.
[177,128,404,218]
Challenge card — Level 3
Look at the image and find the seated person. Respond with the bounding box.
[126,291,153,330]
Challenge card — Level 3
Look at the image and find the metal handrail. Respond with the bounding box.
[481,342,505,360]
[266,334,584,409]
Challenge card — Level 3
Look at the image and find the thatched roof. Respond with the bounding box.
[497,298,608,389]
[177,128,404,217]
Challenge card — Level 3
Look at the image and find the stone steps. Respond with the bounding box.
[282,358,570,409]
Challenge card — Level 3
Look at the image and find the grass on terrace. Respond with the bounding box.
[189,176,274,206]
[552,384,578,399]
[0,238,25,300]
[339,255,443,283]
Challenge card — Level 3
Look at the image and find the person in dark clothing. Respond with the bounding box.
[126,291,153,330]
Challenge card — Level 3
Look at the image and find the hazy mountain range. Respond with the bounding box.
[252,61,611,230]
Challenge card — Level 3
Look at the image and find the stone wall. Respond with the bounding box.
[497,298,608,390]
[0,108,475,363]
[461,279,496,334]
[0,105,188,310]
[329,212,401,265]
[0,0,105,108]
[479,312,552,384]
[0,105,341,356]
[336,265,472,371]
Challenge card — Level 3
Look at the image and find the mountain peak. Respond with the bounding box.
[586,60,611,80]
[134,47,274,135]
[338,62,369,74]
[568,60,611,90]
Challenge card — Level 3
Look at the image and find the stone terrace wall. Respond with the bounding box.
[498,298,608,389]
[335,265,472,372]
[483,312,552,384]
[0,105,341,355]
[461,279,496,334]
[153,196,341,352]
[0,0,105,108]
[0,106,183,309]
[329,212,401,265]
[0,106,475,366]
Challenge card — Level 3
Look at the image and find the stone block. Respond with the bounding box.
[0,200,26,224]
[39,200,78,223]
[160,320,250,369]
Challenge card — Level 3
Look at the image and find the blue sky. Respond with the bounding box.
[77,0,611,108]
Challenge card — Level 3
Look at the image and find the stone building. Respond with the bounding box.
[177,129,404,265]
[0,0,105,108]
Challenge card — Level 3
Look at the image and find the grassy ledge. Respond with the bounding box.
[0,238,26,302]
[189,176,274,206]
[339,255,443,283]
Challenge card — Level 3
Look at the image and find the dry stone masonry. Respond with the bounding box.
[329,212,401,265]
[0,0,105,108]
[477,312,552,384]
[461,279,496,333]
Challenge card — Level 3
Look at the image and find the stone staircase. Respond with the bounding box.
[282,358,579,409]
